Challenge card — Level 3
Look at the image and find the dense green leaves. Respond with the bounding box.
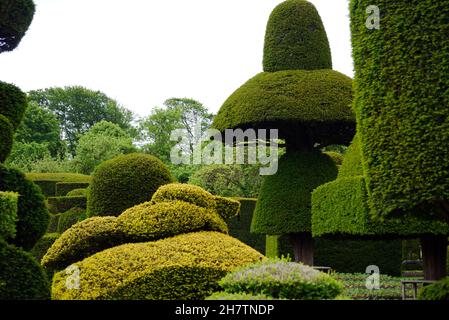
[0,0,35,53]
[0,191,18,240]
[0,115,13,162]
[0,81,27,130]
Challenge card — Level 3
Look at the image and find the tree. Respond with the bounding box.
[212,0,355,265]
[4,141,51,172]
[72,121,136,174]
[28,86,134,155]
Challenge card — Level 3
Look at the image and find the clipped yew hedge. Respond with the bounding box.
[0,191,18,239]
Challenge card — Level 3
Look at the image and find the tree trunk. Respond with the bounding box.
[290,233,314,266]
[420,235,448,281]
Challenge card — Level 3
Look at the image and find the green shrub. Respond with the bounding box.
[419,277,449,300]
[206,292,274,300]
[0,165,49,250]
[251,150,338,234]
[26,172,91,198]
[57,207,86,233]
[219,259,343,300]
[42,216,125,271]
[47,196,86,214]
[212,70,355,147]
[30,232,60,262]
[214,196,240,220]
[350,0,449,219]
[0,81,28,130]
[46,213,59,233]
[0,191,18,240]
[87,153,173,217]
[263,0,332,72]
[0,115,13,162]
[51,231,263,300]
[323,151,344,166]
[66,188,86,197]
[337,135,363,178]
[56,182,90,196]
[0,0,35,53]
[0,240,50,300]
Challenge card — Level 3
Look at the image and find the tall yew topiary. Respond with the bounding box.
[213,0,355,265]
[349,0,449,280]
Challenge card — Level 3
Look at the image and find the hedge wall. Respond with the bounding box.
[350,0,449,219]
[55,182,90,196]
[26,173,91,198]
[47,196,86,214]
[57,207,85,233]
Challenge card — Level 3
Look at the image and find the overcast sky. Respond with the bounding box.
[0,0,353,117]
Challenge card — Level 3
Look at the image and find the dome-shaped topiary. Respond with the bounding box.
[0,81,28,130]
[251,150,338,235]
[0,115,13,162]
[0,240,50,300]
[263,0,332,72]
[0,0,35,53]
[87,153,173,217]
[0,165,50,250]
[51,231,263,300]
[212,70,355,147]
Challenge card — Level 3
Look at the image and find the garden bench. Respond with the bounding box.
[401,280,436,300]
[313,266,332,274]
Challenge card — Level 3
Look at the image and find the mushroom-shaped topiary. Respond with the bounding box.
[213,0,355,265]
[87,153,174,217]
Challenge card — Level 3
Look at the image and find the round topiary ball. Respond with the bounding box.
[87,153,173,217]
[0,81,28,130]
[0,164,50,250]
[0,115,13,162]
[0,241,50,300]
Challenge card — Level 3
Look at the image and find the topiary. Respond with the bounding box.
[0,164,49,250]
[47,196,86,214]
[0,0,35,53]
[87,153,173,217]
[213,195,240,220]
[0,114,13,162]
[0,240,50,300]
[263,0,332,72]
[30,232,60,262]
[57,207,85,233]
[51,231,263,300]
[218,259,343,300]
[418,277,449,300]
[0,191,18,240]
[66,188,87,197]
[206,292,275,300]
[324,151,344,166]
[0,81,28,130]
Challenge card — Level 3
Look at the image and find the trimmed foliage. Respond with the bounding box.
[47,196,86,214]
[56,182,89,196]
[66,188,86,197]
[46,213,60,233]
[0,114,13,162]
[30,232,60,262]
[51,232,263,300]
[0,165,49,250]
[252,150,338,234]
[206,292,274,300]
[87,153,173,217]
[0,0,35,53]
[337,135,363,178]
[324,151,344,166]
[350,0,449,219]
[26,173,91,198]
[0,240,50,300]
[0,191,18,240]
[219,259,343,300]
[57,207,85,233]
[0,81,27,130]
[263,0,332,72]
[212,70,355,147]
[214,196,240,220]
[418,277,449,300]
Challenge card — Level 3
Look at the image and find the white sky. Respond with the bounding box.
[0,0,353,117]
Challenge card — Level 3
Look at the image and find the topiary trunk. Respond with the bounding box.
[290,232,314,266]
[420,235,448,281]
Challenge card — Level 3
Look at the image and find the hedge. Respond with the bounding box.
[251,150,338,234]
[66,188,87,197]
[418,277,449,300]
[46,213,60,233]
[51,232,263,300]
[57,207,86,233]
[0,165,49,250]
[26,173,91,198]
[212,70,355,147]
[350,0,449,219]
[263,0,332,72]
[337,135,363,178]
[0,240,50,300]
[0,0,35,53]
[0,114,13,162]
[56,182,90,196]
[47,196,86,214]
[0,191,18,240]
[219,259,343,300]
[30,232,60,262]
[0,81,28,130]
[87,153,173,217]
[324,151,344,166]
[206,292,275,300]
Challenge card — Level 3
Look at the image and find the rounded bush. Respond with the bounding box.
[219,260,343,300]
[0,191,18,239]
[251,150,338,234]
[0,241,50,300]
[66,188,87,197]
[0,81,28,130]
[324,151,344,166]
[51,231,263,300]
[212,70,355,147]
[0,0,35,53]
[87,153,173,217]
[418,277,449,300]
[57,207,86,233]
[213,196,240,220]
[30,232,60,262]
[0,115,13,162]
[206,292,274,300]
[263,0,332,72]
[0,164,49,250]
